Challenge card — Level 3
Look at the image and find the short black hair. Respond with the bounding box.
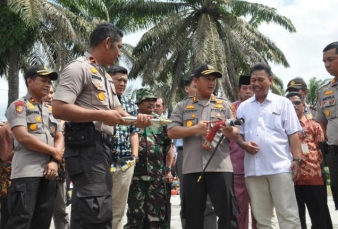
[249,63,273,77]
[89,22,123,48]
[107,66,128,76]
[286,91,303,101]
[24,75,38,87]
[323,42,338,54]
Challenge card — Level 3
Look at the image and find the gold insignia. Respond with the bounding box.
[30,98,36,103]
[51,125,56,134]
[332,78,337,84]
[207,65,214,70]
[48,106,52,112]
[110,167,116,173]
[191,114,196,118]
[186,105,195,109]
[214,113,222,119]
[216,100,223,104]
[30,123,37,131]
[96,82,103,88]
[230,105,236,118]
[211,95,216,101]
[26,102,35,109]
[89,57,96,63]
[324,90,334,95]
[36,116,42,123]
[214,104,224,108]
[16,106,23,113]
[106,73,111,79]
[290,80,295,85]
[98,92,105,101]
[325,110,330,116]
[193,96,197,103]
[90,67,98,74]
[186,120,193,127]
[306,113,313,120]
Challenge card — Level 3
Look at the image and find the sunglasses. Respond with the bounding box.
[292,101,302,105]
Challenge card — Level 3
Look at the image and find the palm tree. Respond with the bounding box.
[307,77,330,106]
[1,0,107,107]
[115,0,295,106]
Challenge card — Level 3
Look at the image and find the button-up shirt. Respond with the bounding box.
[296,116,324,185]
[237,92,302,177]
[111,95,139,172]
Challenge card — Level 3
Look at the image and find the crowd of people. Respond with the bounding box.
[0,22,338,229]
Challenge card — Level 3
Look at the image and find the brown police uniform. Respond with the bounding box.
[5,94,62,229]
[316,78,338,210]
[54,52,121,229]
[168,94,239,229]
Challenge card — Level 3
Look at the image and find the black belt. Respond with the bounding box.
[94,130,116,147]
[177,146,183,150]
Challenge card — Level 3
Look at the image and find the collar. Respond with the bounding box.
[299,115,307,125]
[250,91,274,103]
[23,93,40,104]
[192,94,217,103]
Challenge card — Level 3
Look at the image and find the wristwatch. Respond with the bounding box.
[165,166,171,173]
[292,158,303,165]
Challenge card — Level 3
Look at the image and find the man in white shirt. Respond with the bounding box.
[236,63,303,229]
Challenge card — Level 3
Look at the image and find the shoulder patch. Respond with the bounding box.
[14,101,25,114]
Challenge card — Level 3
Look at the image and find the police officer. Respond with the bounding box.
[52,22,151,229]
[316,41,338,210]
[5,65,63,229]
[168,64,239,229]
[124,88,172,229]
[285,78,316,119]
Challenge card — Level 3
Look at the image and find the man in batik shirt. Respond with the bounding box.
[286,92,332,229]
[107,66,139,229]
[124,88,172,229]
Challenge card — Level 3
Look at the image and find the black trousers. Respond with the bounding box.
[5,177,56,229]
[295,185,332,229]
[1,197,9,229]
[327,151,338,210]
[182,172,238,229]
[175,149,217,229]
[66,141,113,229]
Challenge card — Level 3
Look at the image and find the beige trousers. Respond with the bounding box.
[246,173,301,229]
[111,164,135,229]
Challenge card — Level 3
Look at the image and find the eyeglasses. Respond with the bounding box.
[292,101,302,105]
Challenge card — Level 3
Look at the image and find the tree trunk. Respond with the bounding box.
[7,50,20,108]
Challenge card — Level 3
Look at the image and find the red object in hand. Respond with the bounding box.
[202,118,244,150]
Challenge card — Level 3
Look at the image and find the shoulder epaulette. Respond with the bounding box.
[317,81,331,92]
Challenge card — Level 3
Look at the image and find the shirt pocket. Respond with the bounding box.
[263,113,282,130]
[322,103,336,119]
[183,114,198,127]
[91,77,108,106]
[26,114,43,133]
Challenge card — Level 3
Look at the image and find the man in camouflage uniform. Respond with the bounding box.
[124,88,172,229]
[316,41,338,210]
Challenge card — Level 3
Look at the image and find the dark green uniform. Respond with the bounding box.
[124,113,171,229]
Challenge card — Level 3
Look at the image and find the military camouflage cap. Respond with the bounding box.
[135,88,157,104]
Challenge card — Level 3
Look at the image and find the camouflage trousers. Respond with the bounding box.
[124,179,169,229]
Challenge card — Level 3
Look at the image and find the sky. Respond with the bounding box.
[1,0,338,120]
